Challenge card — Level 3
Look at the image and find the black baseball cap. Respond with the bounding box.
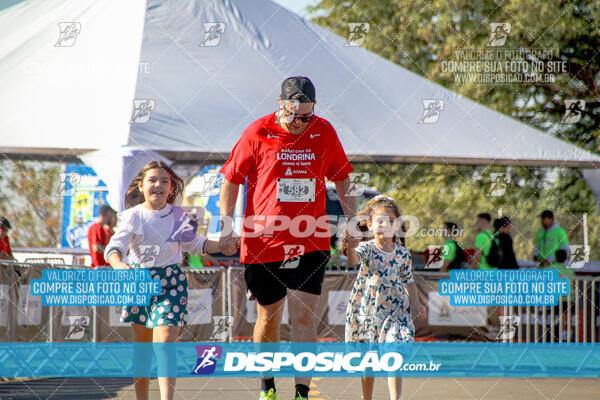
[0,217,11,230]
[280,76,316,103]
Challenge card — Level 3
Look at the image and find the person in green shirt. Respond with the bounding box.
[471,213,495,269]
[440,222,465,271]
[187,252,219,268]
[328,235,340,269]
[534,210,569,267]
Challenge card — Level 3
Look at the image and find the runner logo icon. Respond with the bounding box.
[55,22,81,47]
[200,23,225,47]
[562,100,585,124]
[418,99,444,124]
[280,244,305,269]
[192,345,222,375]
[487,23,510,47]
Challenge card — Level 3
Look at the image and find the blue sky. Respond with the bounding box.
[272,0,318,17]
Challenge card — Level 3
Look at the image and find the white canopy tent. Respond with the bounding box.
[0,0,145,157]
[1,0,600,206]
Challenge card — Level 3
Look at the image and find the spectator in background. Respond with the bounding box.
[186,252,219,267]
[552,249,574,279]
[494,216,518,269]
[398,219,409,247]
[552,249,577,341]
[440,222,466,271]
[534,210,569,267]
[327,235,340,269]
[88,205,117,268]
[0,217,14,260]
[471,213,495,269]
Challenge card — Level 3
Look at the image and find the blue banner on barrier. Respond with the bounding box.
[0,343,598,378]
[439,269,569,306]
[29,269,161,306]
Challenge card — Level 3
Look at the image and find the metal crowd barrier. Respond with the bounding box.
[0,260,226,343]
[501,276,600,343]
[1,261,599,343]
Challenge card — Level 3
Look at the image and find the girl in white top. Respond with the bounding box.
[105,160,238,400]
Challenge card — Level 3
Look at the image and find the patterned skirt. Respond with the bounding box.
[121,264,188,328]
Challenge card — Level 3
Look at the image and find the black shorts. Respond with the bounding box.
[244,250,329,306]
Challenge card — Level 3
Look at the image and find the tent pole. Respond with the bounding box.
[583,212,588,249]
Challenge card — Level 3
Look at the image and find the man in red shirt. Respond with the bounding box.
[0,217,14,260]
[219,77,356,400]
[87,205,116,268]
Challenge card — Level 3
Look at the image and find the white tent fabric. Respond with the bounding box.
[0,0,145,156]
[1,0,599,169]
[128,0,600,168]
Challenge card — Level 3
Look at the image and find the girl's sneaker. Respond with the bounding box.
[260,388,278,400]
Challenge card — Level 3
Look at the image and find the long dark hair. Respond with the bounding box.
[339,195,402,256]
[124,161,184,209]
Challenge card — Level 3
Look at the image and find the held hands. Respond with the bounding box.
[345,233,362,265]
[346,233,362,250]
[219,234,240,256]
[346,228,362,249]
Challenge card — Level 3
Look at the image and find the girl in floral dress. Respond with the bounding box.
[341,195,426,400]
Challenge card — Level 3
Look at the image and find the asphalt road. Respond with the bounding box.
[1,377,600,399]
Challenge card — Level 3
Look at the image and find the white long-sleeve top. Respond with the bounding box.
[104,203,206,268]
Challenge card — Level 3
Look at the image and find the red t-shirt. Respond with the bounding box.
[0,236,12,257]
[88,222,113,267]
[220,112,353,264]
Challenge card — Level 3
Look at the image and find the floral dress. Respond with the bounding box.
[345,240,415,343]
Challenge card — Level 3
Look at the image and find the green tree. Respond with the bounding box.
[0,160,61,248]
[352,162,599,260]
[309,0,600,259]
[309,0,599,151]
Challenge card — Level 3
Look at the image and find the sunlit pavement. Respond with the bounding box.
[2,377,600,399]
